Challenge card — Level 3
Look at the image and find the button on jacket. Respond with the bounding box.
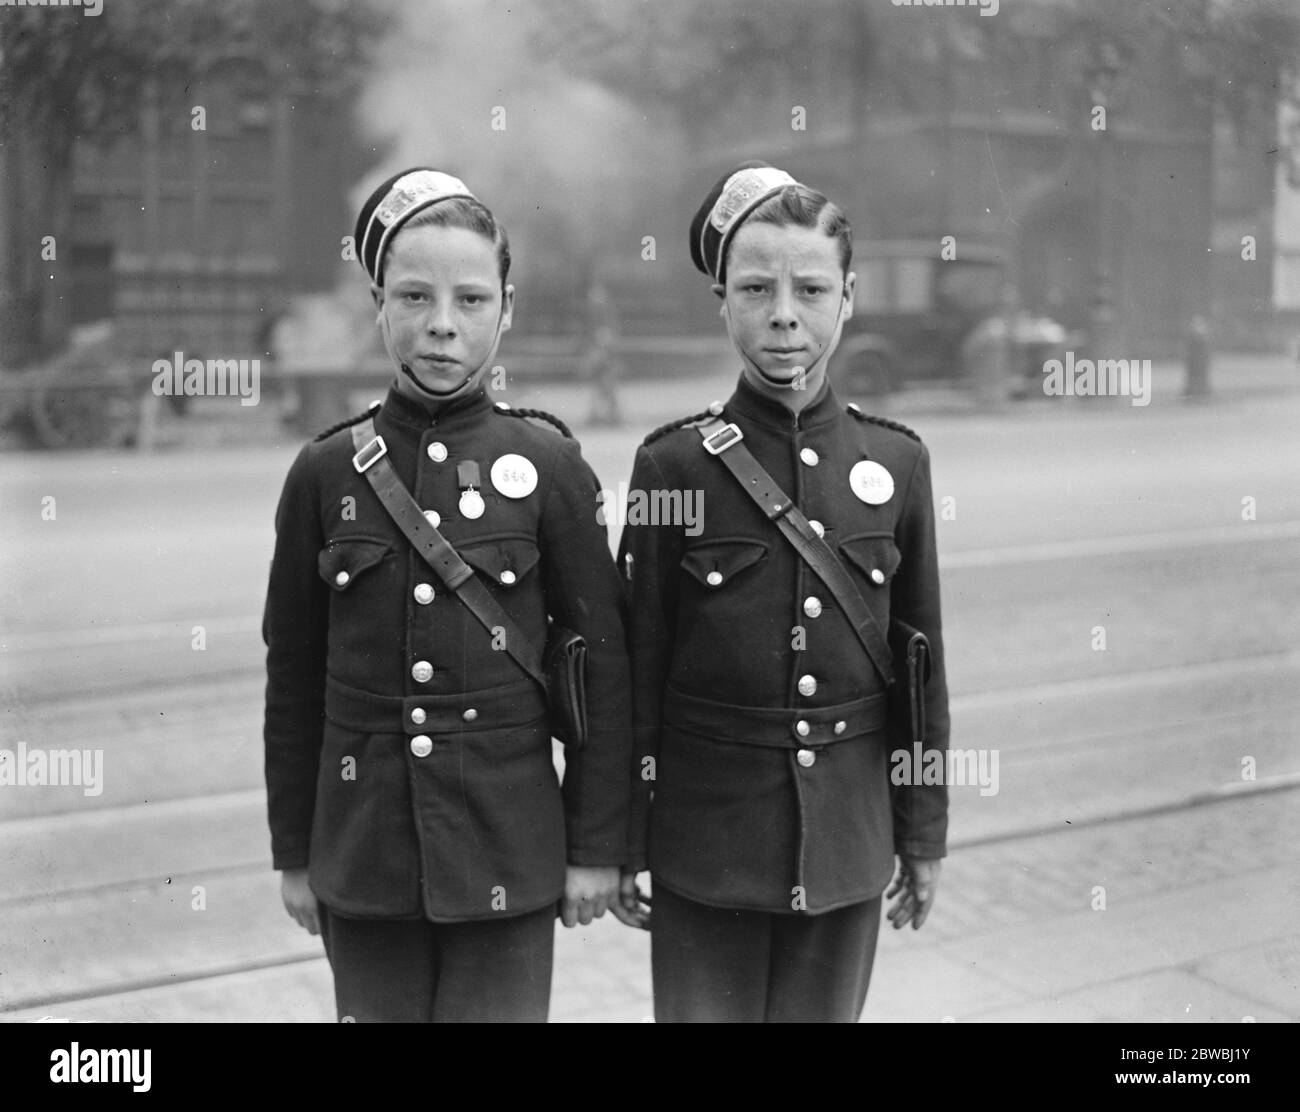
[619,377,949,914]
[263,386,632,921]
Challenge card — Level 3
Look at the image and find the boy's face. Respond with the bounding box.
[375,223,513,399]
[713,221,854,398]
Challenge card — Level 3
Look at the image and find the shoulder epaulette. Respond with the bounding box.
[313,400,381,443]
[494,402,573,439]
[846,402,921,443]
[644,400,725,446]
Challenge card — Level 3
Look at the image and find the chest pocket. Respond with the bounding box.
[318,538,394,591]
[681,538,767,589]
[459,536,542,588]
[838,533,902,590]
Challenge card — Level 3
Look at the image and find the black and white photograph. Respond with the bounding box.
[1,0,1297,1058]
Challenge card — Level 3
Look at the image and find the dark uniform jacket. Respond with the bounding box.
[263,385,632,922]
[619,377,949,914]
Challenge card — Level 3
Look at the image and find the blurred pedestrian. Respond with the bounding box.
[157,338,192,418]
[253,300,291,419]
[581,277,625,427]
[263,167,633,1022]
[961,282,1017,408]
[617,162,951,1022]
[1184,313,1211,399]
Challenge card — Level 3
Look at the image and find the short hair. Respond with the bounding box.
[737,184,852,278]
[383,197,512,287]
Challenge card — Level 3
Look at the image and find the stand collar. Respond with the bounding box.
[378,382,493,430]
[726,374,841,432]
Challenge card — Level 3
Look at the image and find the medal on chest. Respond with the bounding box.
[849,459,894,505]
[491,453,538,499]
[457,460,486,519]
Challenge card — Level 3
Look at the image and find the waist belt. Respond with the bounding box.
[663,687,888,749]
[325,674,545,736]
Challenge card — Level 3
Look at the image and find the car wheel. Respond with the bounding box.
[31,378,136,449]
[847,351,892,398]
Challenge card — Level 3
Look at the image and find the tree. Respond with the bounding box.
[536,0,1300,136]
[530,0,866,122]
[0,0,387,366]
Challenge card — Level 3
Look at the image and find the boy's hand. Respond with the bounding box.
[280,867,321,936]
[610,869,651,931]
[561,865,618,927]
[885,855,941,931]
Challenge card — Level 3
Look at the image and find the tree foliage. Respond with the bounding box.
[0,0,388,143]
[535,0,1300,124]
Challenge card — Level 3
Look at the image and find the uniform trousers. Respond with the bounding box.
[651,884,882,1023]
[320,903,554,1022]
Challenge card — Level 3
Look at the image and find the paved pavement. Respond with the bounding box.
[3,786,1295,1023]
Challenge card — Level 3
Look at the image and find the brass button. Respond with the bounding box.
[797,674,817,697]
[834,720,847,735]
[411,660,433,683]
[707,400,725,417]
[423,510,441,528]
[706,570,723,587]
[334,570,350,587]
[870,568,886,585]
[414,583,434,605]
[500,570,517,585]
[803,596,823,619]
[800,448,819,467]
[462,708,478,722]
[410,707,427,725]
[795,719,810,737]
[808,520,824,538]
[796,748,816,768]
[410,735,433,758]
[427,441,448,463]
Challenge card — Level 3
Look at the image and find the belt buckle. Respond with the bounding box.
[352,435,388,473]
[702,423,743,455]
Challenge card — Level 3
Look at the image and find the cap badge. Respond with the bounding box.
[709,167,798,234]
[375,170,474,229]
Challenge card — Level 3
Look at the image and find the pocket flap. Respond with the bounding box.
[839,534,902,586]
[680,538,767,587]
[318,538,392,591]
[459,537,541,587]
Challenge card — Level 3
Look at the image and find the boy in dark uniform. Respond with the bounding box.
[617,163,950,1022]
[263,168,632,1022]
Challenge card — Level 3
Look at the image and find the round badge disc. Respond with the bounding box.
[491,454,538,499]
[459,490,486,519]
[850,460,894,505]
